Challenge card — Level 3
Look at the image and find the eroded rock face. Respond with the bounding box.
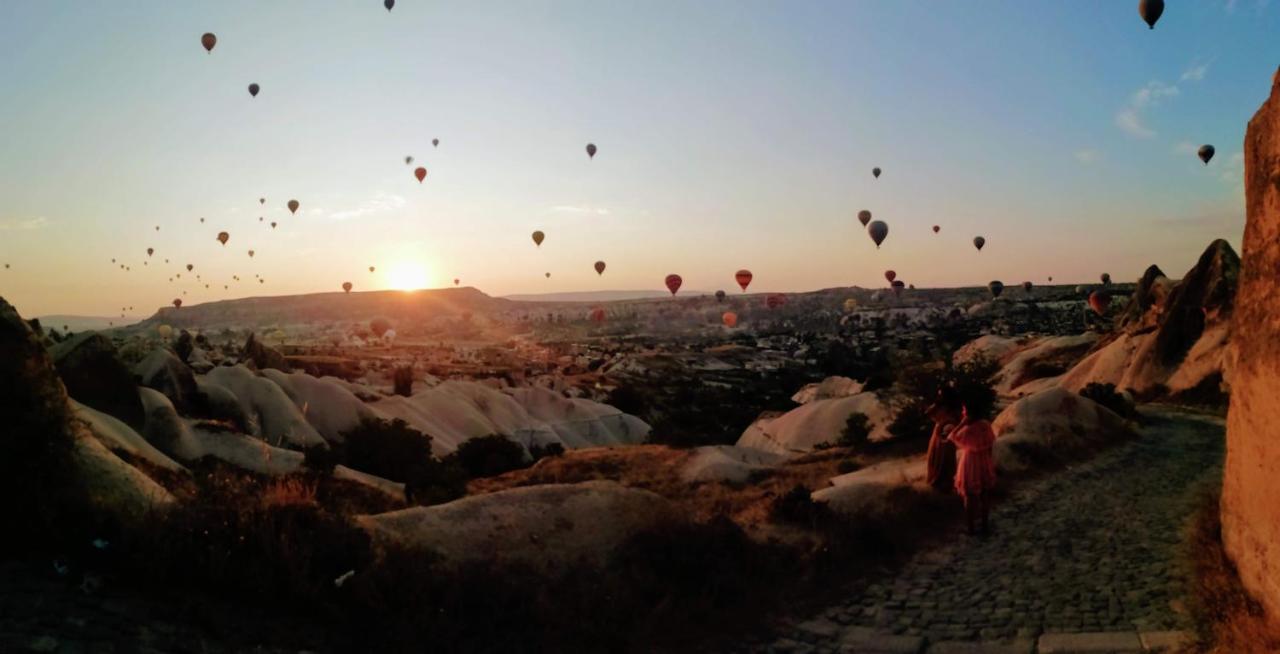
[50,332,145,428]
[133,348,198,412]
[241,333,290,372]
[1222,69,1280,623]
[1117,264,1172,332]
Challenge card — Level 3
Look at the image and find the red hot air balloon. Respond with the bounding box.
[217,231,229,246]
[1023,281,1034,293]
[867,220,889,248]
[722,311,738,328]
[414,167,427,183]
[884,270,896,283]
[664,274,682,296]
[766,293,787,309]
[1139,0,1164,29]
[1088,290,1111,316]
[288,199,299,214]
[590,307,606,323]
[932,225,940,234]
[857,210,872,227]
[201,33,216,53]
[586,143,597,159]
[594,261,606,275]
[973,236,986,252]
[735,269,753,291]
[343,282,353,293]
[172,298,182,309]
[248,83,259,97]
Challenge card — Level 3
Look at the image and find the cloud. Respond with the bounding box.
[327,192,407,221]
[548,205,611,216]
[0,216,48,231]
[1181,63,1210,82]
[1218,151,1245,184]
[1115,81,1180,139]
[1074,149,1100,164]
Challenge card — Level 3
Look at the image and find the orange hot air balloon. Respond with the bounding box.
[248,83,259,97]
[217,231,229,246]
[1088,290,1111,316]
[586,143,597,159]
[722,311,738,328]
[369,266,375,273]
[857,210,872,227]
[884,270,896,283]
[867,220,889,248]
[664,274,682,296]
[590,307,606,323]
[594,261,606,275]
[172,298,182,309]
[973,236,986,251]
[146,248,154,257]
[186,264,194,272]
[414,167,427,183]
[532,230,545,247]
[766,293,787,309]
[735,269,753,291]
[288,199,299,214]
[343,282,353,293]
[932,225,940,234]
[201,33,216,53]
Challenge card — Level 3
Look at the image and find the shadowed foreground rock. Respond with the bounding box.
[50,331,145,428]
[1222,67,1280,625]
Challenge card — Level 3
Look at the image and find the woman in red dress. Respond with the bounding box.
[927,387,997,535]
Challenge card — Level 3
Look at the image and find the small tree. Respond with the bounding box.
[370,317,392,339]
[838,412,873,449]
[448,435,528,478]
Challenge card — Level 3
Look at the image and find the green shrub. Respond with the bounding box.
[336,418,466,505]
[448,434,528,478]
[838,412,873,448]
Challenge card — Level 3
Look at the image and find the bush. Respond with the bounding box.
[838,412,873,448]
[771,484,829,526]
[529,441,566,462]
[836,459,860,474]
[448,435,528,478]
[887,354,999,442]
[1079,382,1137,420]
[392,365,414,397]
[337,418,466,505]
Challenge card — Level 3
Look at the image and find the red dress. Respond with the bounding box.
[949,419,997,498]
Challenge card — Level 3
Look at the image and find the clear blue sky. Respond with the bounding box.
[0,1,1276,316]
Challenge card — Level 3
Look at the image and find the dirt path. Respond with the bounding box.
[757,407,1224,652]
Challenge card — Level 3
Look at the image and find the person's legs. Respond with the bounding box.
[962,493,977,534]
[980,492,991,533]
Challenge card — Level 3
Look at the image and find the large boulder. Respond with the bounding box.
[1117,264,1173,332]
[997,333,1099,397]
[791,376,866,404]
[356,481,677,572]
[49,332,145,428]
[680,445,788,483]
[241,332,290,372]
[202,365,327,450]
[1222,68,1280,624]
[71,400,186,474]
[260,369,382,443]
[133,347,198,412]
[735,391,891,456]
[991,387,1134,474]
[812,458,930,517]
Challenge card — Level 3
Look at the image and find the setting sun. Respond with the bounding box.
[385,261,430,291]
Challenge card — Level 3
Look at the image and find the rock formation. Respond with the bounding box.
[133,347,199,412]
[991,387,1134,474]
[241,332,291,372]
[736,391,892,455]
[50,332,145,428]
[1221,68,1280,624]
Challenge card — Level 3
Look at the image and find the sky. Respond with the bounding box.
[0,1,1277,317]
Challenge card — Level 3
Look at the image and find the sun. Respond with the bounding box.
[385,261,430,291]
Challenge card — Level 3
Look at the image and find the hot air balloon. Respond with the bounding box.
[872,167,882,179]
[594,261,606,275]
[217,232,229,246]
[201,33,216,53]
[248,250,255,258]
[545,272,551,278]
[385,0,395,10]
[155,225,160,231]
[158,325,172,339]
[432,138,439,147]
[1023,281,1034,293]
[172,299,182,309]
[1198,145,1215,165]
[199,217,205,223]
[867,220,889,248]
[1088,290,1112,316]
[932,225,940,234]
[715,290,727,302]
[343,282,353,293]
[186,264,194,272]
[722,311,738,328]
[271,222,277,229]
[843,298,858,313]
[453,278,460,286]
[766,293,787,309]
[1139,0,1164,29]
[369,266,375,273]
[1101,273,1112,285]
[891,280,905,297]
[857,210,872,227]
[248,83,259,97]
[532,230,545,247]
[258,217,263,222]
[586,143,597,159]
[146,248,154,257]
[405,156,413,165]
[288,199,299,214]
[973,236,986,252]
[988,280,1004,298]
[664,274,682,296]
[590,307,606,323]
[884,270,896,283]
[414,167,427,183]
[735,269,753,291]
[259,198,265,205]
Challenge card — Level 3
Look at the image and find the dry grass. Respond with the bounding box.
[1183,485,1280,653]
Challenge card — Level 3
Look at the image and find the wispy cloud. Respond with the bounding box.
[1181,63,1210,82]
[548,205,611,216]
[328,192,407,221]
[1218,151,1245,184]
[1073,149,1100,164]
[1115,80,1182,139]
[0,216,48,231]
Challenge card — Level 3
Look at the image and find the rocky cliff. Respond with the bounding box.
[1221,68,1280,624]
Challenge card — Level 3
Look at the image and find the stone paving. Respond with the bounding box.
[755,408,1224,653]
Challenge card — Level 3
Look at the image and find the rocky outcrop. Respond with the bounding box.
[260,369,381,442]
[991,388,1134,474]
[202,365,327,449]
[736,391,892,456]
[1221,69,1280,624]
[356,481,677,572]
[791,376,865,404]
[1117,265,1173,332]
[133,348,198,412]
[993,334,1100,397]
[680,445,788,483]
[241,333,290,372]
[50,332,145,428]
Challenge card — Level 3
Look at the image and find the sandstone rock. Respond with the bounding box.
[736,391,891,456]
[70,424,175,517]
[241,332,290,372]
[356,480,677,572]
[791,376,866,404]
[203,365,327,450]
[994,333,1099,397]
[680,445,788,483]
[71,400,186,474]
[1221,68,1280,624]
[812,458,929,517]
[1117,264,1173,332]
[133,348,198,412]
[174,329,194,362]
[50,332,145,428]
[260,369,381,443]
[991,387,1134,474]
[194,375,251,430]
